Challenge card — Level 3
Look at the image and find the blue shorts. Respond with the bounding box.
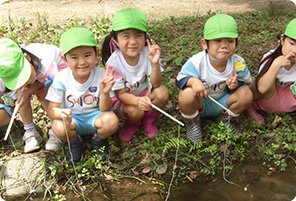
[0,103,13,116]
[200,93,230,117]
[72,110,105,136]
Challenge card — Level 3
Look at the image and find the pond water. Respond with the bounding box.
[171,161,296,201]
[7,161,295,200]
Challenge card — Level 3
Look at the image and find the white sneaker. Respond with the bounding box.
[45,129,63,151]
[22,129,43,153]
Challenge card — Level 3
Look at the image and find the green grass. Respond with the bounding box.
[0,9,296,200]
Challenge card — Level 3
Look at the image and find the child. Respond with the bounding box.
[0,39,66,152]
[176,14,253,143]
[46,28,119,164]
[101,8,169,142]
[246,18,296,124]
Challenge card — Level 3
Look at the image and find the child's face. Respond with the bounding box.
[117,28,145,64]
[64,46,98,82]
[202,38,237,62]
[281,36,296,63]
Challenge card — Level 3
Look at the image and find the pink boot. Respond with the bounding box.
[245,102,265,124]
[142,109,160,139]
[118,120,142,142]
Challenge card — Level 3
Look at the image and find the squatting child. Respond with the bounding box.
[46,28,119,164]
[176,14,253,143]
[0,39,67,152]
[101,8,169,142]
[246,18,296,123]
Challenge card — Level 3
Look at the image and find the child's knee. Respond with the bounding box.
[178,88,198,105]
[101,112,119,132]
[151,85,169,102]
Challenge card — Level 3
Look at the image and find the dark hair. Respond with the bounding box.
[101,31,118,65]
[101,30,148,65]
[21,48,42,71]
[254,35,296,92]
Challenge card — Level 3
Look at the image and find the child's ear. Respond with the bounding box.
[280,34,285,45]
[61,54,67,63]
[201,38,208,50]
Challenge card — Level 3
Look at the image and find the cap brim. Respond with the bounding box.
[4,57,32,90]
[205,33,238,40]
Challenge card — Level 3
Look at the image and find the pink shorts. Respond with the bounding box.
[111,88,150,119]
[256,84,296,113]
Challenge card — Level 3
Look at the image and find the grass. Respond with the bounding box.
[0,9,296,200]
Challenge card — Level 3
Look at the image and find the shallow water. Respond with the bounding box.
[171,161,296,201]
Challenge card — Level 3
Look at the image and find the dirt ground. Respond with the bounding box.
[0,0,294,25]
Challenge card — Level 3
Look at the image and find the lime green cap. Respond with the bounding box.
[0,39,32,90]
[204,14,238,40]
[60,28,96,54]
[284,18,296,40]
[112,8,148,32]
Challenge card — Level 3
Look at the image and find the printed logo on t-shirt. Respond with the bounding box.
[234,60,246,72]
[89,87,97,92]
[1,94,15,106]
[43,76,53,87]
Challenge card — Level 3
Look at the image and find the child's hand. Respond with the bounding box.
[274,52,296,68]
[147,38,161,65]
[61,109,72,124]
[137,96,152,111]
[226,69,239,90]
[191,78,208,98]
[16,88,32,108]
[100,65,115,94]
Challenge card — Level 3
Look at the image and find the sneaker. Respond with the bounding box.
[216,112,241,135]
[65,136,84,164]
[45,129,63,151]
[22,129,43,153]
[185,116,202,143]
[91,134,109,162]
[245,103,265,124]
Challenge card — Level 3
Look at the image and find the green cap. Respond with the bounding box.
[284,18,296,40]
[112,8,148,32]
[0,39,32,90]
[204,14,238,40]
[60,28,96,55]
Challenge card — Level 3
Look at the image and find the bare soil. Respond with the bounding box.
[0,0,294,25]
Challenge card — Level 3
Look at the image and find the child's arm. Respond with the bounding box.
[147,39,162,88]
[257,53,294,94]
[186,77,208,98]
[47,101,72,123]
[16,80,43,107]
[116,89,152,111]
[99,66,115,111]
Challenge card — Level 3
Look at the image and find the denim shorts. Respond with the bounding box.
[0,103,13,116]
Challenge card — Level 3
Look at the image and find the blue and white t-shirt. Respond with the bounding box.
[176,50,252,99]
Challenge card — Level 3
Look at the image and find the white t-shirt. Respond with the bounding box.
[259,50,296,87]
[176,50,252,99]
[46,67,115,114]
[106,46,163,96]
[24,43,67,87]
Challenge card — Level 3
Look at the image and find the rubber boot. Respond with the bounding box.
[142,109,160,139]
[118,120,142,142]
